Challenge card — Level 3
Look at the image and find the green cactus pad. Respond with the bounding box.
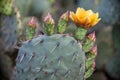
[0,0,13,15]
[12,34,85,80]
[0,15,18,52]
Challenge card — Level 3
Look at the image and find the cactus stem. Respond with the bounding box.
[41,55,47,63]
[13,34,85,79]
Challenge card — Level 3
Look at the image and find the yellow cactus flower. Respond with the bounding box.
[70,7,101,29]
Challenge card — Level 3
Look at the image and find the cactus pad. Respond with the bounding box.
[0,15,18,52]
[12,34,85,80]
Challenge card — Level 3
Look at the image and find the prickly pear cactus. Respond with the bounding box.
[0,15,18,52]
[12,8,100,80]
[12,34,85,80]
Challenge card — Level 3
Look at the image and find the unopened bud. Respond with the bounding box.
[57,11,69,34]
[43,13,55,35]
[90,45,97,56]
[44,13,54,25]
[87,31,96,42]
[92,61,96,68]
[28,17,36,28]
[60,11,69,21]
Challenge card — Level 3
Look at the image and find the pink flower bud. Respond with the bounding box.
[60,11,69,21]
[87,31,96,42]
[28,17,36,28]
[44,13,54,24]
[90,45,97,56]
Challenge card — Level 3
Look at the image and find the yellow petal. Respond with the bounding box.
[76,8,81,15]
[92,18,101,26]
[95,12,99,18]
[85,17,91,25]
[90,13,100,26]
[86,10,93,16]
[70,11,77,22]
[79,18,87,25]
[76,8,86,18]
[90,14,97,22]
[70,12,75,21]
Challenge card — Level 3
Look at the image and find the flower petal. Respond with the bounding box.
[69,7,101,29]
[86,10,93,16]
[92,18,101,26]
[70,11,77,22]
[76,8,86,18]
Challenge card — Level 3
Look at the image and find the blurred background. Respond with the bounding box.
[0,0,120,80]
